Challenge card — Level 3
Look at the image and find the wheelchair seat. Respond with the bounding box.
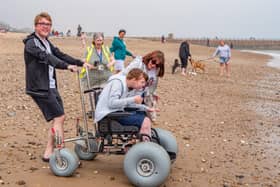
[98,111,139,135]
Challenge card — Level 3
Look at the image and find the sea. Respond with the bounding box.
[242,50,280,69]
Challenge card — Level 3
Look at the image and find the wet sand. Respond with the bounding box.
[0,32,280,187]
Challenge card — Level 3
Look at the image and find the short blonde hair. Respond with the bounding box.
[34,12,52,25]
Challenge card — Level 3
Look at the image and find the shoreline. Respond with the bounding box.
[241,49,280,69]
[241,49,280,120]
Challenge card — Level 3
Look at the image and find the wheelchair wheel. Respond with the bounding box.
[74,139,98,160]
[49,148,79,177]
[124,142,171,187]
[152,128,178,163]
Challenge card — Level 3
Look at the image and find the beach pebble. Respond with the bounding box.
[7,111,16,117]
[183,135,191,140]
[93,170,98,174]
[74,172,80,178]
[16,180,26,185]
[223,183,230,187]
[201,158,207,163]
[200,167,206,173]
[29,167,38,172]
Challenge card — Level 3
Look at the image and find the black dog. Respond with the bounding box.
[172,59,180,74]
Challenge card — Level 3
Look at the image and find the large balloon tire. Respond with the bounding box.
[49,148,79,177]
[124,142,171,187]
[74,139,98,160]
[153,128,178,163]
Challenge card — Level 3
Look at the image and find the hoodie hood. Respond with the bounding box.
[23,32,49,44]
[23,32,36,44]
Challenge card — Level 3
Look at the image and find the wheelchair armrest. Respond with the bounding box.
[84,87,103,94]
[106,111,132,119]
[124,107,141,112]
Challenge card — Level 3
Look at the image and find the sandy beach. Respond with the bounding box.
[0,32,280,187]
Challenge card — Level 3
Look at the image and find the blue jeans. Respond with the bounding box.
[116,111,146,128]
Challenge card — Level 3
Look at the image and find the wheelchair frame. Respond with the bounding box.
[61,69,158,155]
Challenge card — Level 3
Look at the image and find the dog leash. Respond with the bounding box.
[196,57,215,62]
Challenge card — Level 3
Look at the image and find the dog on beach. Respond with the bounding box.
[189,58,205,73]
[172,59,180,74]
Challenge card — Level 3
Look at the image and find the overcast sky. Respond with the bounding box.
[1,0,279,39]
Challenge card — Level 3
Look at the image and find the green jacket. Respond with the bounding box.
[110,36,133,60]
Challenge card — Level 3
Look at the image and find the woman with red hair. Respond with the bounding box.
[121,50,165,120]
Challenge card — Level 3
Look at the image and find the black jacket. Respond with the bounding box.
[23,32,84,97]
[179,42,191,59]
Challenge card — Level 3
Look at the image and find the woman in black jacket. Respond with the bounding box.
[179,41,191,75]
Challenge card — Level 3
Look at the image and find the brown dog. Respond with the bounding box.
[189,58,205,73]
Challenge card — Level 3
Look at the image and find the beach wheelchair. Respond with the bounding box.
[48,70,178,187]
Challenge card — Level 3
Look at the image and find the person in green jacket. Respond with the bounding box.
[110,29,135,73]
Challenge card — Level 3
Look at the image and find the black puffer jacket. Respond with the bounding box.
[23,32,84,97]
[179,41,191,59]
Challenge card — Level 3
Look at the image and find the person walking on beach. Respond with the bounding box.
[161,35,166,43]
[23,12,93,162]
[213,40,231,77]
[77,24,82,37]
[179,40,191,75]
[80,32,86,48]
[110,29,135,73]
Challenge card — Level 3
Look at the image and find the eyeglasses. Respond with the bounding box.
[36,22,52,27]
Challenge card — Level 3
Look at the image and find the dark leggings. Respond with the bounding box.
[180,57,188,68]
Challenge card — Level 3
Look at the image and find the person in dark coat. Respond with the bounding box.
[23,12,93,162]
[179,40,191,75]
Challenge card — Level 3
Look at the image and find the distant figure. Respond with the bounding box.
[66,29,71,37]
[179,41,191,76]
[51,29,55,36]
[206,38,210,47]
[77,24,82,37]
[213,40,231,77]
[161,35,165,43]
[80,32,86,48]
[110,29,135,73]
[230,42,233,49]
